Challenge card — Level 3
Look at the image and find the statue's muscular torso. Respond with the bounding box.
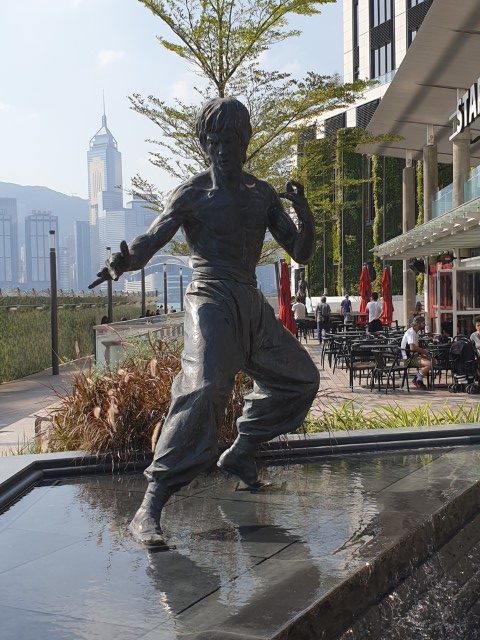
[181,171,275,284]
[129,170,284,286]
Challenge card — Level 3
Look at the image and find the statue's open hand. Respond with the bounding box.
[88,240,132,289]
[278,181,309,214]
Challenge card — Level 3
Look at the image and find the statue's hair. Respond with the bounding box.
[196,97,252,161]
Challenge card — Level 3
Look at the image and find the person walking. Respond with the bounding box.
[292,295,307,341]
[340,294,352,325]
[315,296,331,343]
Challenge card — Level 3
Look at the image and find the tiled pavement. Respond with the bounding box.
[303,337,480,417]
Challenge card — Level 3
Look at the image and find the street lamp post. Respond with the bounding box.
[179,267,184,311]
[106,247,113,323]
[141,267,146,317]
[49,230,59,375]
[163,263,168,313]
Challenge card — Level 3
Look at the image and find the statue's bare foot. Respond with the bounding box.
[129,511,170,549]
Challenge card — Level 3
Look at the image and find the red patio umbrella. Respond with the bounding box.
[381,266,394,326]
[278,261,297,334]
[358,264,372,314]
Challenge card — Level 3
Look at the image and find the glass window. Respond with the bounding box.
[409,0,427,7]
[353,0,359,47]
[371,0,392,27]
[457,271,480,311]
[371,42,394,79]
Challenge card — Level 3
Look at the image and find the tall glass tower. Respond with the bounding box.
[87,112,123,271]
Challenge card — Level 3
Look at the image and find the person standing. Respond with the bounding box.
[292,295,307,341]
[366,292,382,333]
[315,296,331,343]
[340,294,352,325]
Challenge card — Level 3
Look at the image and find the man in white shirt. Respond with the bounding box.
[400,316,431,390]
[292,296,307,320]
[292,295,308,341]
[366,292,383,333]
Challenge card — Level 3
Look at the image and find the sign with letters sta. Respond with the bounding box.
[450,79,480,141]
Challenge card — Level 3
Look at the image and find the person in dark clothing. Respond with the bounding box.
[315,296,331,342]
[90,97,319,548]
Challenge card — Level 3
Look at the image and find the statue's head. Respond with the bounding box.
[196,97,252,167]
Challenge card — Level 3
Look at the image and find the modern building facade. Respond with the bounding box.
[0,198,19,289]
[359,0,480,334]
[320,0,433,137]
[25,211,58,289]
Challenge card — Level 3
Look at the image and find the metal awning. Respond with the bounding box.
[374,197,480,260]
[357,0,480,164]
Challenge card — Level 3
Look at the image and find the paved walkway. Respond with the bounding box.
[2,336,479,454]
[0,358,92,453]
[304,336,480,417]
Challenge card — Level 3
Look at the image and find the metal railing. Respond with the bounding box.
[93,313,185,368]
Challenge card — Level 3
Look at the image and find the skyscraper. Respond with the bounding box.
[87,111,123,271]
[0,198,19,288]
[25,211,58,289]
[74,220,92,291]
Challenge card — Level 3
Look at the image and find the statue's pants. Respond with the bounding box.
[145,279,320,491]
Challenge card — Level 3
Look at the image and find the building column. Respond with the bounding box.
[403,153,416,326]
[452,128,470,208]
[423,125,438,223]
[422,127,438,330]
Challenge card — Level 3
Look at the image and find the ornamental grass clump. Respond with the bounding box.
[46,338,252,455]
[303,400,480,432]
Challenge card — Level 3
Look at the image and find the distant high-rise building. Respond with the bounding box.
[58,247,72,291]
[74,221,92,291]
[25,211,58,288]
[127,198,157,236]
[87,111,123,272]
[0,198,19,288]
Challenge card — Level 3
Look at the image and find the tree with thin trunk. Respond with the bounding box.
[132,0,371,265]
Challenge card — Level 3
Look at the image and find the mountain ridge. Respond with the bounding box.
[0,181,89,241]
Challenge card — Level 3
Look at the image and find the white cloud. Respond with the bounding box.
[97,49,126,67]
[0,101,12,112]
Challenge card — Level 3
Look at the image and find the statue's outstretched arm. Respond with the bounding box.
[89,186,188,288]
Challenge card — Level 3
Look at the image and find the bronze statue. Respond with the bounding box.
[90,97,319,547]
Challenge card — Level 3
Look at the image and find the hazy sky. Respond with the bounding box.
[0,0,343,199]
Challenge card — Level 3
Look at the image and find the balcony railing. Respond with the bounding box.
[432,184,453,219]
[432,165,480,220]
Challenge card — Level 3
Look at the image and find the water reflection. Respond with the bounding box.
[2,448,478,639]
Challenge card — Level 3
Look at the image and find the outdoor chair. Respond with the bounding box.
[320,334,336,369]
[347,343,376,391]
[370,347,412,394]
[429,343,452,390]
[295,319,309,343]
